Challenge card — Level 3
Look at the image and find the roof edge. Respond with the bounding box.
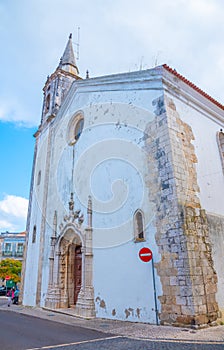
[162,64,224,111]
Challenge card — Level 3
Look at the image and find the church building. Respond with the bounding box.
[22,34,224,326]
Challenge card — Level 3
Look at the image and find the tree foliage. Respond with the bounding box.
[0,259,22,283]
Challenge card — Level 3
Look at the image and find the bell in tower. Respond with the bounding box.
[41,33,81,124]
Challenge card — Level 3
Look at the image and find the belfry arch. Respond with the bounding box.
[45,195,95,318]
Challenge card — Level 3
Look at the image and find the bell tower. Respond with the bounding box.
[41,33,80,124]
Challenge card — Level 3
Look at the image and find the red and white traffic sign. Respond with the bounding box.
[5,276,11,280]
[139,247,153,262]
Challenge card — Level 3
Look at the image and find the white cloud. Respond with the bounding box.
[0,97,35,127]
[1,0,224,126]
[0,220,15,231]
[0,195,28,232]
[185,0,220,17]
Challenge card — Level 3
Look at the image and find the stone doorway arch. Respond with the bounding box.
[59,228,83,308]
[45,196,95,318]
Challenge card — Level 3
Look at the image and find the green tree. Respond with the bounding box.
[0,259,22,284]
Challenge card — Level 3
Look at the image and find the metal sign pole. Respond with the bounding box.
[139,247,159,325]
[151,256,159,325]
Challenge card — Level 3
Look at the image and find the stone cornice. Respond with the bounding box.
[33,120,52,139]
[77,67,163,90]
[43,68,82,92]
[36,66,224,138]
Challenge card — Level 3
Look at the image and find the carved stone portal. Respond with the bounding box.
[45,197,95,318]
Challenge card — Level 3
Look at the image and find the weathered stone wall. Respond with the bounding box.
[145,95,183,325]
[181,207,218,325]
[166,96,218,325]
[207,213,224,316]
[145,94,219,326]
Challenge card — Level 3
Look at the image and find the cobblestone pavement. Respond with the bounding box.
[0,297,224,344]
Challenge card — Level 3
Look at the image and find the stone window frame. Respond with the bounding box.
[67,111,84,146]
[32,225,37,244]
[217,130,224,174]
[133,209,145,242]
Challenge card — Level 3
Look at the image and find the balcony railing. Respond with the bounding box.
[2,251,13,256]
[15,252,23,257]
[2,251,23,257]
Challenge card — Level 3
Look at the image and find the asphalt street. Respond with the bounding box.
[0,310,223,350]
[0,297,224,349]
[41,338,224,350]
[0,310,111,350]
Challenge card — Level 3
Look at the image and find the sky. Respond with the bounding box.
[0,0,224,232]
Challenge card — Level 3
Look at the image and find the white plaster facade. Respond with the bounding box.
[22,36,224,326]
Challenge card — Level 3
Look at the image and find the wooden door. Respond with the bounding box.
[74,246,82,304]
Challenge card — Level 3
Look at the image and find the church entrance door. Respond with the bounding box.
[74,245,82,305]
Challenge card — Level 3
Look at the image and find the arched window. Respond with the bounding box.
[32,225,37,243]
[217,130,224,174]
[134,210,145,241]
[74,118,84,141]
[67,111,84,145]
[45,94,50,112]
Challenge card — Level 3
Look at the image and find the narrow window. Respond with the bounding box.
[45,94,50,112]
[134,210,145,241]
[37,170,41,186]
[3,243,12,257]
[67,111,84,145]
[217,130,224,173]
[5,243,12,253]
[32,225,37,243]
[17,243,24,256]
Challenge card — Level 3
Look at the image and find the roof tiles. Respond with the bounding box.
[163,64,224,111]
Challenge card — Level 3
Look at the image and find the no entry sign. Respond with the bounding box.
[138,247,158,325]
[139,247,153,262]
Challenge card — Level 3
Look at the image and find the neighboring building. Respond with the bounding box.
[0,231,26,261]
[22,34,224,327]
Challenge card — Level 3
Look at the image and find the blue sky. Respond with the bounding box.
[0,123,35,196]
[1,0,224,232]
[0,123,36,231]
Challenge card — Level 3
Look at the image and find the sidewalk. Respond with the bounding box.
[0,297,224,343]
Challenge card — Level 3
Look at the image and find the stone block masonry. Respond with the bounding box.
[144,94,219,326]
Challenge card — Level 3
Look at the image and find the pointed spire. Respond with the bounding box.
[60,33,79,75]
